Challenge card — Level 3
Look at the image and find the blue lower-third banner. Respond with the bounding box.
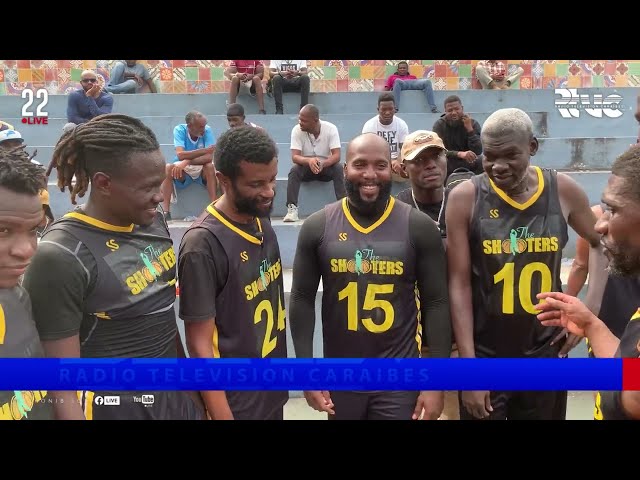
[0,358,623,391]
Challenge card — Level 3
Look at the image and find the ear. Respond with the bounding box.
[343,161,347,178]
[215,170,231,193]
[91,172,112,196]
[530,136,539,157]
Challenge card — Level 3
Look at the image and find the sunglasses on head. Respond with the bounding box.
[82,78,97,83]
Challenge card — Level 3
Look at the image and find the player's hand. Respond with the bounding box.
[551,328,583,358]
[303,390,335,415]
[535,292,598,337]
[171,160,189,179]
[413,391,444,420]
[461,390,492,419]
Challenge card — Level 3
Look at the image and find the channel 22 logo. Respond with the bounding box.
[21,88,49,125]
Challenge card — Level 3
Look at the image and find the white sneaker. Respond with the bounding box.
[283,204,299,222]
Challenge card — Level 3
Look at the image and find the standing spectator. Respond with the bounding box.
[476,61,524,90]
[385,61,438,113]
[269,60,310,115]
[224,60,266,114]
[283,105,345,222]
[105,60,156,94]
[64,70,113,132]
[161,111,218,220]
[432,95,484,179]
[362,92,409,182]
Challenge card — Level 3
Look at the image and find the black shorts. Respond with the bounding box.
[328,391,419,420]
[458,389,567,420]
[78,390,206,420]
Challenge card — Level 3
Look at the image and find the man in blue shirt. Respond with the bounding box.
[161,111,218,220]
[64,70,113,131]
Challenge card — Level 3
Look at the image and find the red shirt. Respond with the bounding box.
[385,73,418,90]
[230,60,263,75]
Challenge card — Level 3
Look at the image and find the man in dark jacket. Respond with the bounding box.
[432,95,483,179]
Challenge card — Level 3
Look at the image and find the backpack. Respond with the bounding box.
[446,167,476,190]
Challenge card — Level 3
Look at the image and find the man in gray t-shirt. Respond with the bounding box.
[105,60,157,94]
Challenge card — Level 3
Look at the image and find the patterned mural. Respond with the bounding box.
[0,60,638,95]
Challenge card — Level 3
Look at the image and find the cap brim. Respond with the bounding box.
[403,144,446,162]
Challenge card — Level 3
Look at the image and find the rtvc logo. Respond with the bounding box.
[21,88,49,125]
[554,88,623,119]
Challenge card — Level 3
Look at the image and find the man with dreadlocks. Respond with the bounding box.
[22,114,205,420]
[0,151,54,420]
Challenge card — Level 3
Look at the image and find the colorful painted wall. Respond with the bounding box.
[0,60,638,95]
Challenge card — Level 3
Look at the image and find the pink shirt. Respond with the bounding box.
[385,73,417,90]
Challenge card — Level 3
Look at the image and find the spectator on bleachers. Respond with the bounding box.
[64,70,113,132]
[384,61,439,113]
[283,105,345,222]
[161,111,217,220]
[432,95,484,179]
[361,92,409,182]
[476,60,524,90]
[105,60,156,94]
[269,60,310,115]
[0,121,14,131]
[224,60,267,114]
[226,103,265,132]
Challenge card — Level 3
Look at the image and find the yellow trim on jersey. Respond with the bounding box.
[631,308,640,321]
[77,390,95,420]
[489,166,545,211]
[206,203,263,246]
[212,323,221,358]
[0,304,5,345]
[342,197,395,234]
[64,212,134,233]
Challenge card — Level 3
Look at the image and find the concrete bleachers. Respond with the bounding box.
[1,87,635,263]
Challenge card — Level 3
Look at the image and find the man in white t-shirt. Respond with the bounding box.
[269,60,311,115]
[361,92,410,182]
[283,105,346,222]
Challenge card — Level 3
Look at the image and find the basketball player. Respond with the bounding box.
[536,145,640,420]
[178,126,288,420]
[0,152,53,420]
[289,133,451,420]
[446,108,605,420]
[22,114,205,420]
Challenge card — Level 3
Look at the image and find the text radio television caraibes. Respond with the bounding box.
[21,88,49,125]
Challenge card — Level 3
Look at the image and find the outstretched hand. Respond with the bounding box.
[535,292,598,337]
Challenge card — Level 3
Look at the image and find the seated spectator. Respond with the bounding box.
[224,60,266,114]
[432,95,484,179]
[160,111,217,220]
[64,70,113,132]
[283,105,345,222]
[476,60,524,89]
[384,61,438,113]
[361,92,409,182]
[0,120,14,131]
[226,103,265,131]
[105,60,156,94]
[269,60,310,115]
[0,129,53,227]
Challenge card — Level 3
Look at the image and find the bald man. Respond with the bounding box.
[64,69,113,131]
[446,107,605,420]
[289,133,451,420]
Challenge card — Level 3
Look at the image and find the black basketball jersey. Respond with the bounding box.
[0,286,54,420]
[318,197,421,358]
[596,307,640,420]
[188,204,288,419]
[42,209,178,358]
[469,167,568,357]
[599,276,640,339]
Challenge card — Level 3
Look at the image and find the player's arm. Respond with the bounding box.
[409,209,451,357]
[22,241,90,420]
[566,205,604,300]
[178,229,233,420]
[557,174,608,313]
[444,181,476,358]
[289,210,325,358]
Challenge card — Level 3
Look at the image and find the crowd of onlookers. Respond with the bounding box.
[2,60,522,221]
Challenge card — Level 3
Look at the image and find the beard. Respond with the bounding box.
[344,177,392,216]
[232,182,275,218]
[606,245,640,277]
